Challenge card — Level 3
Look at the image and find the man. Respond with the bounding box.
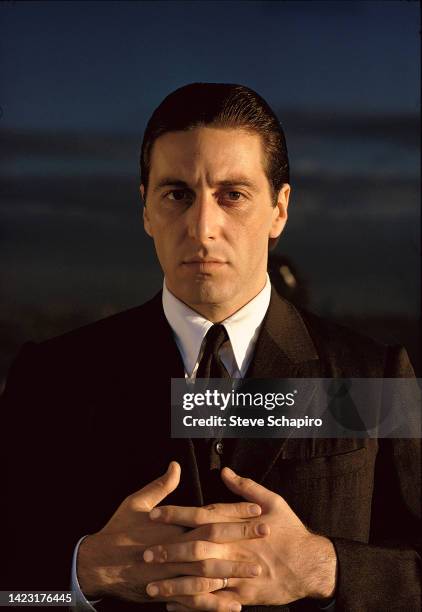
[2,83,420,612]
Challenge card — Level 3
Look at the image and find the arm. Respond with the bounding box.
[1,343,266,611]
[327,347,421,610]
[331,432,421,611]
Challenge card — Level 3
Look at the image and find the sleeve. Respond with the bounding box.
[1,342,90,591]
[316,599,336,611]
[330,346,421,611]
[70,537,101,611]
[1,342,40,587]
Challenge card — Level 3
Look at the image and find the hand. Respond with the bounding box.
[77,462,262,608]
[143,516,269,611]
[77,461,185,602]
[145,467,337,610]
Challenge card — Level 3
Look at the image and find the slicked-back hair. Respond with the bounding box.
[140,82,290,204]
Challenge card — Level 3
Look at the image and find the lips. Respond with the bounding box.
[183,258,226,264]
[182,259,227,272]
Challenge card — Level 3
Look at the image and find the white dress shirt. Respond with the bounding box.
[71,276,271,610]
[162,274,271,378]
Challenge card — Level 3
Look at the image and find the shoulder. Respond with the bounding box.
[268,288,413,377]
[41,290,163,353]
[4,291,167,387]
[296,305,414,377]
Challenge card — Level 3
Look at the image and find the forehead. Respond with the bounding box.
[148,127,267,185]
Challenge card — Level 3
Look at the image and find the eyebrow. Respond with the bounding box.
[153,176,259,192]
[153,178,190,192]
[215,178,258,190]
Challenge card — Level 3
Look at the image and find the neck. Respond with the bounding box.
[186,300,253,323]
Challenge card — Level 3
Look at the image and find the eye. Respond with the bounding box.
[227,191,242,200]
[220,190,245,203]
[166,190,193,202]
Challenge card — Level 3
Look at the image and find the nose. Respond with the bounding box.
[186,190,221,244]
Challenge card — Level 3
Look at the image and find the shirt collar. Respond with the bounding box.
[162,275,271,376]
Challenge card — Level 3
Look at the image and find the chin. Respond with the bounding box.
[181,279,235,307]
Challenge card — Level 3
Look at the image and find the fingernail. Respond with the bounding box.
[150,508,161,519]
[250,564,261,576]
[230,603,241,612]
[143,549,154,562]
[256,523,270,536]
[166,606,177,611]
[147,584,159,597]
[249,504,261,515]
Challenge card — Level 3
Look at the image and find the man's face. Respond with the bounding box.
[142,127,289,317]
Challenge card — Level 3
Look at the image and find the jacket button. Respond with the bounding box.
[215,441,224,455]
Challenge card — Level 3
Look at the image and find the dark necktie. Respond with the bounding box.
[196,324,231,379]
[194,324,233,504]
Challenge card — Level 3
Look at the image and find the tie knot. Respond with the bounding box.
[196,324,230,379]
[204,324,229,354]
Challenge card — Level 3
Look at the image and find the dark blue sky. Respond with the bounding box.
[0,0,419,331]
[0,1,419,132]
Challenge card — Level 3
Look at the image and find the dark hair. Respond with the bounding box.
[140,82,289,203]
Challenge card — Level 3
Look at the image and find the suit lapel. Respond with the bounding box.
[146,293,205,504]
[246,287,319,377]
[151,291,186,379]
[230,288,322,485]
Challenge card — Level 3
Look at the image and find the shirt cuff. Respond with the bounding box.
[70,536,101,611]
[316,597,336,610]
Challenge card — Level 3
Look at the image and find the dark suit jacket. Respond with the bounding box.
[1,288,420,611]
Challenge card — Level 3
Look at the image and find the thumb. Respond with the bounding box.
[131,461,181,511]
[221,466,275,511]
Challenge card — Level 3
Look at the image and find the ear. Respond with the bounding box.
[269,183,290,239]
[140,184,153,238]
[140,184,145,204]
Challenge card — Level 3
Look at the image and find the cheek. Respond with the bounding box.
[231,217,271,250]
[153,224,183,264]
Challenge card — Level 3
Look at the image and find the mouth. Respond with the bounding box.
[181,259,227,272]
